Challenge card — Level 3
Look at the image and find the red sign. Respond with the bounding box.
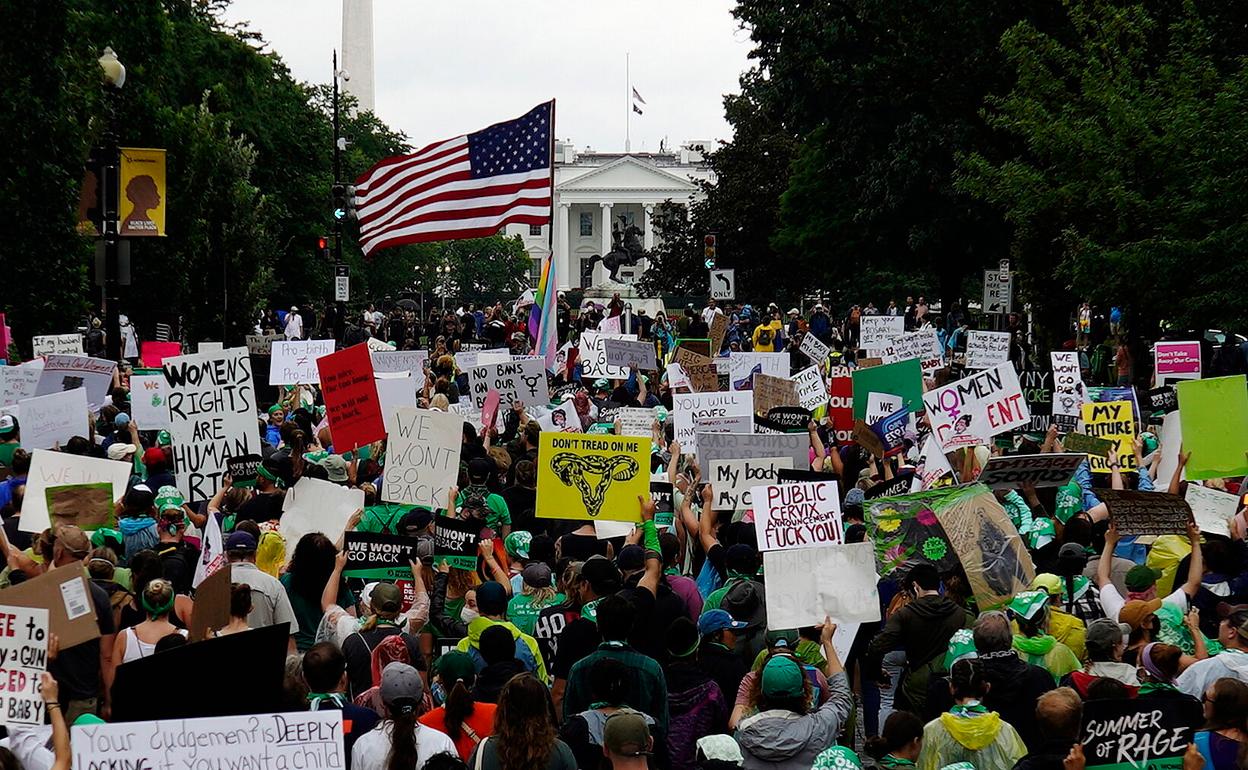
[317,343,385,451]
[140,341,182,368]
[827,366,854,445]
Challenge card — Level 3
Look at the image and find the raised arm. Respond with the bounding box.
[1180,520,1203,598]
[636,496,662,599]
[1168,449,1191,495]
[1097,522,1119,588]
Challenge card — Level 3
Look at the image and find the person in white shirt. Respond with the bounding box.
[701,299,723,326]
[1176,604,1248,698]
[1095,520,1202,626]
[284,306,303,340]
[352,663,457,770]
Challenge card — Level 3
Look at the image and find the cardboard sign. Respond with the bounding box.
[1051,351,1086,426]
[1147,385,1178,414]
[245,333,282,356]
[851,359,923,421]
[923,363,1030,452]
[21,450,130,534]
[45,483,113,530]
[762,542,881,628]
[536,433,649,522]
[752,373,800,417]
[1185,483,1238,538]
[0,564,99,649]
[670,346,712,371]
[881,330,943,374]
[34,354,116,410]
[673,392,751,449]
[792,366,827,412]
[466,358,547,410]
[1176,375,1248,480]
[0,605,48,726]
[1154,341,1201,383]
[434,517,481,570]
[674,338,713,358]
[859,315,904,353]
[226,453,261,488]
[931,485,1036,609]
[709,313,730,356]
[1100,490,1192,536]
[1081,400,1137,473]
[729,352,788,391]
[800,333,831,365]
[975,453,1085,489]
[344,531,422,579]
[18,387,88,450]
[140,341,182,368]
[318,343,385,452]
[270,339,336,385]
[965,330,1011,370]
[383,408,462,508]
[73,711,345,768]
[162,348,258,503]
[188,564,231,642]
[0,362,43,408]
[129,371,171,430]
[280,477,365,561]
[603,337,656,371]
[579,331,638,380]
[752,480,842,552]
[32,334,82,357]
[708,456,793,511]
[1079,696,1196,770]
[1062,431,1114,458]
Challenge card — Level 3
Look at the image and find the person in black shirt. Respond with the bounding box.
[154,508,199,595]
[501,461,538,535]
[235,456,287,524]
[46,525,117,723]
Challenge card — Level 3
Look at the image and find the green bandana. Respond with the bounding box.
[1008,590,1049,621]
[1054,482,1082,524]
[947,702,989,718]
[812,746,863,769]
[880,758,917,768]
[944,628,978,669]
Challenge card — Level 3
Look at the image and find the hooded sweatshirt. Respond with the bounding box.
[455,616,547,684]
[1012,634,1082,681]
[735,671,852,770]
[864,595,972,686]
[917,709,1027,770]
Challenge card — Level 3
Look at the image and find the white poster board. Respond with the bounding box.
[865,392,903,426]
[923,363,1030,452]
[0,362,43,408]
[616,407,656,438]
[1186,483,1237,538]
[374,372,418,438]
[579,331,637,380]
[672,392,752,449]
[1051,351,1086,423]
[881,330,943,374]
[270,339,336,385]
[466,358,547,410]
[799,333,831,365]
[382,408,463,509]
[707,456,793,511]
[729,352,788,391]
[18,388,88,450]
[370,349,429,391]
[129,372,172,430]
[792,366,827,412]
[752,480,843,552]
[763,542,882,628]
[0,605,48,726]
[603,338,656,371]
[21,450,131,533]
[965,331,1012,370]
[34,355,116,410]
[31,334,83,357]
[859,315,904,353]
[281,478,365,561]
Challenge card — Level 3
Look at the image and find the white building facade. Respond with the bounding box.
[505,141,715,291]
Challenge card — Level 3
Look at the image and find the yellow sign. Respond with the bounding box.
[536,433,649,522]
[1081,400,1137,473]
[119,148,166,237]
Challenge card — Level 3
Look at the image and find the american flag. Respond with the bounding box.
[355,101,554,255]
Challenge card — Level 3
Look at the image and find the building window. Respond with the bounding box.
[528,224,542,236]
[579,212,593,236]
[529,257,542,287]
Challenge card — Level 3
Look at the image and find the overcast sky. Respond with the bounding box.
[220,0,754,153]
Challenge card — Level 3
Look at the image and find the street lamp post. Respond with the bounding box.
[97,47,126,362]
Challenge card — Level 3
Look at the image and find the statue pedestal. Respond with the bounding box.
[581,281,666,319]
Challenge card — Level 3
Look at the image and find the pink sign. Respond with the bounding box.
[141,341,182,368]
[1155,341,1201,380]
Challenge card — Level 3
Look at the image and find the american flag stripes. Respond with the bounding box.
[355,101,554,255]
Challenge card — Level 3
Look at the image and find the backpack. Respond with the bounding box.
[756,326,773,347]
[104,582,134,630]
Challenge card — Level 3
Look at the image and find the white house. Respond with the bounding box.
[505,141,715,290]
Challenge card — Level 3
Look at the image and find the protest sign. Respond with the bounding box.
[617,407,656,438]
[1147,385,1178,414]
[827,366,854,443]
[1100,490,1192,536]
[479,388,502,437]
[226,453,260,488]
[35,354,116,409]
[684,362,720,393]
[865,391,903,426]
[916,436,955,489]
[603,337,656,370]
[161,348,258,503]
[1020,369,1053,432]
[371,348,429,383]
[0,605,48,726]
[851,359,923,421]
[869,408,910,458]
[694,413,753,439]
[651,481,676,532]
[777,468,839,485]
[880,329,943,374]
[73,711,345,769]
[859,315,904,353]
[709,456,793,511]
[245,333,282,355]
[476,349,511,366]
[799,332,831,366]
[792,366,827,412]
[1176,375,1248,480]
[435,517,481,570]
[188,565,230,641]
[762,542,881,628]
[129,371,171,429]
[673,391,751,449]
[536,433,649,522]
[140,341,182,368]
[751,373,800,417]
[923,363,1030,452]
[1062,431,1114,458]
[45,483,113,530]
[1051,351,1086,428]
[579,331,637,379]
[21,450,129,533]
[866,490,960,576]
[754,406,812,435]
[383,408,462,508]
[375,372,419,437]
[729,352,789,391]
[1154,411,1185,486]
[343,531,422,579]
[198,341,224,354]
[752,480,842,551]
[537,400,581,433]
[466,358,547,410]
[0,362,42,407]
[0,564,99,649]
[932,485,1036,609]
[598,314,621,334]
[709,313,729,356]
[280,477,365,561]
[965,330,1011,370]
[31,334,82,357]
[1079,696,1195,770]
[594,520,635,540]
[697,432,810,480]
[18,387,88,450]
[1154,341,1201,383]
[670,346,712,373]
[1081,400,1137,473]
[674,338,713,358]
[1185,483,1237,538]
[270,339,335,385]
[318,343,385,451]
[866,471,915,500]
[976,453,1084,489]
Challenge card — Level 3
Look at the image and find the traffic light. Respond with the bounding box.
[703,233,717,269]
[332,184,347,222]
[345,184,358,221]
[317,235,331,261]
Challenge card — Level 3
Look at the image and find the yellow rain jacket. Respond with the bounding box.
[918,711,1027,770]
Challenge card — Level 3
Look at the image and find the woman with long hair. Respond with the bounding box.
[506,564,563,636]
[1193,678,1248,770]
[420,651,497,760]
[468,673,576,770]
[281,532,355,652]
[351,663,457,770]
[864,711,924,768]
[915,659,1026,770]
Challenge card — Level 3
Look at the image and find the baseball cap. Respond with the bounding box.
[476,581,508,617]
[1030,573,1063,596]
[106,442,138,461]
[397,508,433,535]
[142,447,165,466]
[603,709,652,757]
[617,544,646,573]
[370,582,402,614]
[1119,598,1163,630]
[765,628,799,649]
[467,456,495,483]
[1086,618,1130,651]
[156,430,172,446]
[697,609,748,636]
[0,415,17,437]
[114,413,130,427]
[1125,565,1162,592]
[504,531,532,559]
[580,555,621,594]
[380,662,424,711]
[760,655,805,699]
[1058,541,1091,561]
[226,531,257,553]
[521,562,552,589]
[55,525,90,558]
[435,651,477,686]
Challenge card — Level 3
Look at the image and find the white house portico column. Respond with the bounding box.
[600,202,614,256]
[556,202,571,288]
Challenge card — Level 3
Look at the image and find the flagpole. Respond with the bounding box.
[625,52,631,153]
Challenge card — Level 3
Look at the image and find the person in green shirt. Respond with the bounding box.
[507,563,564,636]
[0,414,19,470]
[456,457,511,535]
[281,532,357,652]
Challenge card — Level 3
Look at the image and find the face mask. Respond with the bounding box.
[461,606,480,623]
